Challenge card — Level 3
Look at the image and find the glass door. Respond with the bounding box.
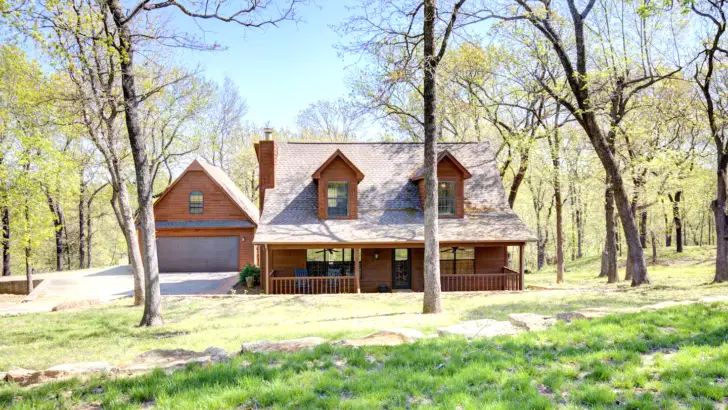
[392,249,411,289]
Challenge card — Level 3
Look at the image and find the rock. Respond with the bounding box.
[640,300,695,311]
[555,311,587,322]
[343,328,425,347]
[5,367,36,385]
[437,319,522,338]
[241,337,326,353]
[5,362,114,386]
[508,313,557,331]
[52,299,102,312]
[699,296,728,304]
[124,347,229,373]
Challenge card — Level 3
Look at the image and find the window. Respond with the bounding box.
[327,181,348,217]
[440,247,475,275]
[189,191,203,214]
[438,181,456,216]
[306,248,356,276]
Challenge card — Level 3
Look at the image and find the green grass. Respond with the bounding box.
[0,246,725,372]
[2,302,728,409]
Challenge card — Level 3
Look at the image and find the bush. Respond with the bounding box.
[240,263,260,286]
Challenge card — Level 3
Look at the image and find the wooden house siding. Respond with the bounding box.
[317,156,359,220]
[154,170,249,222]
[415,156,465,218]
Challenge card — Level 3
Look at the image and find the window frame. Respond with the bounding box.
[326,180,349,218]
[189,190,204,215]
[440,246,475,275]
[438,180,457,216]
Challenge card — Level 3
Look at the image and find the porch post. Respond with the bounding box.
[265,244,270,294]
[519,243,524,290]
[354,247,361,293]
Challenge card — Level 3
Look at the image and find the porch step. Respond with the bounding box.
[391,289,413,293]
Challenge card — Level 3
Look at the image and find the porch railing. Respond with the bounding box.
[441,267,521,292]
[268,271,356,294]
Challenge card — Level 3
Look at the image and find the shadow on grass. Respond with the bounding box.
[3,303,728,409]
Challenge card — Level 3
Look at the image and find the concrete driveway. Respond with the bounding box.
[0,266,239,316]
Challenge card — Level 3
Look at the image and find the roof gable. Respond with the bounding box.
[311,149,365,181]
[153,159,259,225]
[410,150,473,181]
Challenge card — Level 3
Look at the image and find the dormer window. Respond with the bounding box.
[189,191,204,214]
[327,181,349,217]
[438,181,456,216]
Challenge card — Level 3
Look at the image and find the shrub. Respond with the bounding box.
[240,263,261,285]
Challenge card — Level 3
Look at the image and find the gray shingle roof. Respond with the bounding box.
[254,142,536,244]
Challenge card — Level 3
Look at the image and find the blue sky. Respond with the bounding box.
[174,1,357,131]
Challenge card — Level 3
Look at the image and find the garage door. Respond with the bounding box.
[157,236,238,272]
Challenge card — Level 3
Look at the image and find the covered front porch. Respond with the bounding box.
[260,243,525,295]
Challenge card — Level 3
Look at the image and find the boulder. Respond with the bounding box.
[5,362,114,386]
[699,296,728,304]
[508,313,557,331]
[124,347,229,373]
[5,367,36,385]
[437,319,522,338]
[343,328,425,347]
[241,337,326,353]
[555,311,587,322]
[52,299,102,312]
[640,300,695,311]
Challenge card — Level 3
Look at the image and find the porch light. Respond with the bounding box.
[374,252,379,260]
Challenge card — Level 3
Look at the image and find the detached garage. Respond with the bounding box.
[139,160,259,273]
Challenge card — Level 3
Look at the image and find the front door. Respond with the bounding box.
[392,249,411,289]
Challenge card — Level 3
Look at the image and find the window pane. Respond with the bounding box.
[440,247,455,260]
[457,247,475,260]
[394,249,408,261]
[327,181,348,217]
[189,191,203,214]
[329,248,343,263]
[438,181,456,215]
[307,249,325,262]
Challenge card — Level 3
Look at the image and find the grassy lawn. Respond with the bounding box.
[2,302,727,409]
[0,246,724,374]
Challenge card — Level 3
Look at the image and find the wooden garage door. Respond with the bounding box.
[157,236,238,272]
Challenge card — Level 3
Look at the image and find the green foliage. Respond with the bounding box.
[239,263,260,285]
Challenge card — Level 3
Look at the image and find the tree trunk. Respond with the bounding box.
[713,166,728,283]
[86,197,92,268]
[107,0,161,324]
[47,196,64,272]
[575,204,583,259]
[601,181,618,283]
[651,231,657,264]
[422,0,442,314]
[640,211,647,248]
[664,210,672,247]
[548,114,564,283]
[508,157,528,208]
[79,178,86,269]
[111,184,146,306]
[24,201,33,294]
[670,191,683,253]
[2,206,9,276]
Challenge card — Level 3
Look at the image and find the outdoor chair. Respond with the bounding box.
[326,267,341,292]
[294,269,309,294]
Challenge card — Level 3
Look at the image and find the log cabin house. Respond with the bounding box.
[254,136,536,294]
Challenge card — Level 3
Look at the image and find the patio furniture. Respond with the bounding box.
[295,269,309,294]
[326,268,341,292]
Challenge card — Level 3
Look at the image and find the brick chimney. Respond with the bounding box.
[255,128,276,212]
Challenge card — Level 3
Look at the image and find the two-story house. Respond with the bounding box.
[253,138,536,294]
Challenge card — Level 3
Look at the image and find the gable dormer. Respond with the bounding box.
[312,149,365,220]
[410,150,472,218]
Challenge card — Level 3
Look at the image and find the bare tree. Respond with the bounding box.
[296,98,363,141]
[691,0,728,283]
